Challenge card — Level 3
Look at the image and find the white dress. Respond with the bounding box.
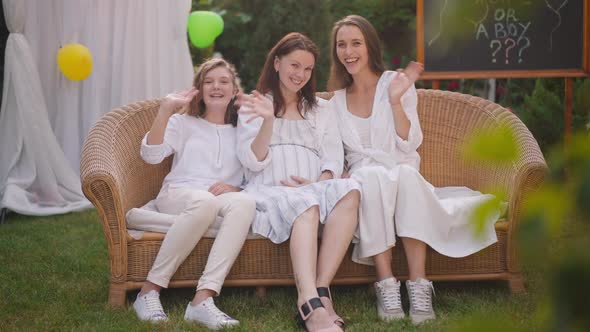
[330,71,501,265]
[237,97,360,243]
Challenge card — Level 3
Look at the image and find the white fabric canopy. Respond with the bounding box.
[0,0,194,216]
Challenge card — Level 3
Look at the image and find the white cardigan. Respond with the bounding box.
[330,71,499,265]
[330,70,423,172]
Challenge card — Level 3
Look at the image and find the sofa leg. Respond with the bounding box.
[108,282,128,307]
[255,286,267,299]
[508,274,526,294]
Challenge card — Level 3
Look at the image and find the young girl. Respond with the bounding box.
[327,15,501,324]
[237,33,360,332]
[126,58,255,329]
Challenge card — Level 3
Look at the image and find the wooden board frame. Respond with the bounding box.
[417,0,590,79]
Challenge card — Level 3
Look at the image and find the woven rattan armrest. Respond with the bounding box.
[81,100,168,282]
[413,89,547,273]
[81,112,131,282]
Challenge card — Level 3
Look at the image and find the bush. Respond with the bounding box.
[188,1,589,148]
[515,79,564,151]
[191,0,331,91]
[326,0,417,70]
[190,0,417,90]
[503,78,590,152]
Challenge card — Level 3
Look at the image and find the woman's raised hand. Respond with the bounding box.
[388,61,424,104]
[237,90,275,123]
[160,87,199,115]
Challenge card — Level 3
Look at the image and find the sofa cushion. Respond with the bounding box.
[125,200,264,240]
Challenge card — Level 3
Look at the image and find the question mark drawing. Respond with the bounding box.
[504,38,516,64]
[517,36,531,63]
[490,40,502,63]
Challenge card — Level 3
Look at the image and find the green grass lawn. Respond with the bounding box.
[0,209,542,331]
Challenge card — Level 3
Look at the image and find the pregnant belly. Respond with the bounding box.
[269,144,321,184]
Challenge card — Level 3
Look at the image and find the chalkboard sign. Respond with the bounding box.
[417,0,590,79]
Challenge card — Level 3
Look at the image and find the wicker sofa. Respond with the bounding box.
[80,89,547,307]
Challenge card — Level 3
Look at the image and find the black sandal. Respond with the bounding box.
[317,287,346,329]
[295,297,341,332]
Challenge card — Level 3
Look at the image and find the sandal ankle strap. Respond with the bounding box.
[298,297,324,321]
[316,287,332,300]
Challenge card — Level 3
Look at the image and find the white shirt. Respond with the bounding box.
[140,114,244,192]
[346,112,373,149]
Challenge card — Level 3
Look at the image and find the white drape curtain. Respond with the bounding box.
[0,0,194,216]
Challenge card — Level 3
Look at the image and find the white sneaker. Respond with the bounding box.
[406,278,436,324]
[133,290,168,322]
[184,297,239,330]
[374,277,405,321]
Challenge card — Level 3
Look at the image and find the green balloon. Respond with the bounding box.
[188,11,224,48]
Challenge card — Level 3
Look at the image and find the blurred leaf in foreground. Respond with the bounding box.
[447,312,526,332]
[470,190,507,237]
[462,123,520,165]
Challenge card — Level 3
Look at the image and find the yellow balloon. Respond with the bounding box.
[57,44,93,81]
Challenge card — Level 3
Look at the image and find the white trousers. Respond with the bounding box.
[133,186,255,294]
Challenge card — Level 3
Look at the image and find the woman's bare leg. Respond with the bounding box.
[316,190,360,287]
[374,249,394,281]
[401,237,427,281]
[316,190,360,326]
[291,206,340,331]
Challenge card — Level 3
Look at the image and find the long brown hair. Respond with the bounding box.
[256,32,319,117]
[327,15,386,91]
[186,58,241,126]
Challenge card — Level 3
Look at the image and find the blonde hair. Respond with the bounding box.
[185,58,242,126]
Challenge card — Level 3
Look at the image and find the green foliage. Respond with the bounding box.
[326,0,416,69]
[470,195,503,236]
[191,0,331,91]
[574,78,590,131]
[449,312,527,332]
[523,184,569,237]
[551,245,590,331]
[499,78,590,152]
[465,125,590,331]
[462,123,520,165]
[515,79,564,152]
[190,0,417,90]
[188,1,590,146]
